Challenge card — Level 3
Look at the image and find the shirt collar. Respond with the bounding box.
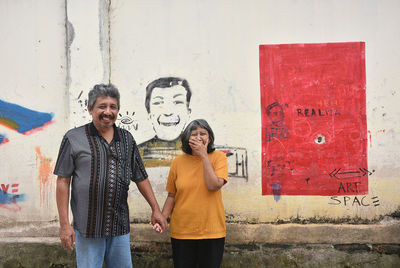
[89,122,121,142]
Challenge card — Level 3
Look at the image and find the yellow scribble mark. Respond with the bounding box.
[0,117,19,130]
[35,146,55,207]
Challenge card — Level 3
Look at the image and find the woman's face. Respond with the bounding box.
[189,127,210,146]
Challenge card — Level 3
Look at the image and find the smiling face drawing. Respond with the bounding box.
[149,85,191,141]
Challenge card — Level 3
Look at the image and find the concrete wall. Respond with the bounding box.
[0,0,66,222]
[1,0,400,240]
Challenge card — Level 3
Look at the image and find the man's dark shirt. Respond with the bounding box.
[54,122,147,238]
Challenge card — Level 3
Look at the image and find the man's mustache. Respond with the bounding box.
[99,114,115,120]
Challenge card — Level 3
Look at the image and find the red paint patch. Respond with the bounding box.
[260,42,368,196]
[22,120,54,135]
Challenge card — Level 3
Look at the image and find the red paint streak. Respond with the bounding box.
[260,42,367,196]
[35,146,55,207]
[22,120,54,135]
[368,130,372,148]
[0,203,22,212]
[11,184,19,193]
[367,129,386,148]
[1,184,10,193]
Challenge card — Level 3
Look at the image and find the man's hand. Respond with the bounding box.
[60,224,75,251]
[136,178,168,233]
[151,209,167,233]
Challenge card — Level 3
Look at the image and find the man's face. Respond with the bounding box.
[88,96,119,130]
[149,85,191,141]
[268,105,284,125]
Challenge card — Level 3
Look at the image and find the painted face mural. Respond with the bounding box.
[149,85,191,141]
[266,102,285,126]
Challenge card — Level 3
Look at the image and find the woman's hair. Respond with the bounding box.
[181,119,215,155]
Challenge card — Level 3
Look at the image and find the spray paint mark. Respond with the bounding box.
[0,134,9,145]
[367,129,386,148]
[272,181,282,202]
[367,130,372,148]
[0,99,54,136]
[0,190,26,212]
[35,147,55,207]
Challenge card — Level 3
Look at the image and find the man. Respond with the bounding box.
[139,77,192,167]
[54,84,166,268]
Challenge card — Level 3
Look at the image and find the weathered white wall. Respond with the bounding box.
[0,0,399,226]
[0,0,66,221]
[109,0,400,222]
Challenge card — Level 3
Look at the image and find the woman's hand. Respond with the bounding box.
[150,222,164,233]
[189,137,207,157]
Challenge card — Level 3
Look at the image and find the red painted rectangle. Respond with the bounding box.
[259,42,368,196]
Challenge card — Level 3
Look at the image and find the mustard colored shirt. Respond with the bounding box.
[166,150,228,239]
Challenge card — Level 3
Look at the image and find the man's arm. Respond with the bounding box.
[56,176,75,251]
[136,178,167,232]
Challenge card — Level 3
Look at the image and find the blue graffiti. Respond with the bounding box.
[272,181,282,202]
[0,133,8,144]
[0,99,53,134]
[0,190,26,205]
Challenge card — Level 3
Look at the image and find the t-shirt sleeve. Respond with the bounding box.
[131,142,148,183]
[166,158,177,194]
[54,135,75,178]
[214,151,229,182]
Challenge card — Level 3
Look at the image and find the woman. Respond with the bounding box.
[161,119,228,268]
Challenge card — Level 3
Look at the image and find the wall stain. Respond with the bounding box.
[35,147,55,208]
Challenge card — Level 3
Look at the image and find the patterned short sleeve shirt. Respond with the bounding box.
[54,123,148,238]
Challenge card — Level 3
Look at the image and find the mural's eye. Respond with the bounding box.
[120,117,134,124]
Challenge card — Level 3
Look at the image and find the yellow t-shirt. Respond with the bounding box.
[166,150,228,239]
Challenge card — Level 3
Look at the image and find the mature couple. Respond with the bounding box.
[54,79,228,268]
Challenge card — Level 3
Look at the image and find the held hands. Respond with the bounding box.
[150,210,167,234]
[151,222,163,233]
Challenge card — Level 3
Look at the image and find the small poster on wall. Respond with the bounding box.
[259,42,368,196]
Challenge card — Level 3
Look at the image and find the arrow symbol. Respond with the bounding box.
[329,168,372,180]
[359,168,373,176]
[329,168,340,178]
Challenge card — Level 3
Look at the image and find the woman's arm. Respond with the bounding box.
[199,153,225,191]
[162,192,176,219]
[189,137,225,191]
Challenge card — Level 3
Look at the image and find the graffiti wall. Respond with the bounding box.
[0,0,66,221]
[0,0,399,226]
[110,0,400,222]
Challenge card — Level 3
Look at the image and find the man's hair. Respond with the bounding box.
[145,77,192,113]
[181,119,215,155]
[88,83,120,111]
